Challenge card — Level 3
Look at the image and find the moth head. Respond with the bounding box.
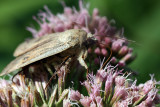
[71,29,96,48]
[81,32,97,49]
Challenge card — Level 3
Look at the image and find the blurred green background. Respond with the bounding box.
[0,0,160,83]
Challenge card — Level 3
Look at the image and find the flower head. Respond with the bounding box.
[0,0,159,107]
[27,0,135,69]
[68,63,160,107]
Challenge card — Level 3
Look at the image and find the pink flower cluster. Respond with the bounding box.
[94,37,134,67]
[27,1,115,38]
[67,65,160,107]
[0,65,160,107]
[0,71,53,106]
[27,0,135,68]
[1,1,159,107]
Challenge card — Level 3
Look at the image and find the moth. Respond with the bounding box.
[0,29,94,76]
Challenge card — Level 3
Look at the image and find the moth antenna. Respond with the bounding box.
[100,45,112,70]
[113,33,142,46]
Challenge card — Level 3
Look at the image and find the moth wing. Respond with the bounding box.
[0,41,71,76]
[0,29,84,76]
[14,33,57,57]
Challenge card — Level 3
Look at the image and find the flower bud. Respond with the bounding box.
[88,48,92,53]
[101,48,108,56]
[111,86,127,104]
[96,69,108,82]
[115,76,125,86]
[94,58,100,64]
[118,46,128,56]
[93,8,99,17]
[80,96,92,107]
[70,90,81,101]
[119,53,132,67]
[110,57,117,64]
[104,37,111,46]
[82,81,91,94]
[118,60,126,67]
[95,96,103,107]
[112,39,124,52]
[94,47,101,55]
[91,84,101,97]
[64,7,72,15]
[104,75,113,98]
[63,99,71,107]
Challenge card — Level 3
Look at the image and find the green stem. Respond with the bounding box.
[48,85,57,107]
[45,64,54,75]
[55,89,69,107]
[58,77,63,97]
[132,95,146,106]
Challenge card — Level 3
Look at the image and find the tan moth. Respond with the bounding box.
[0,29,94,76]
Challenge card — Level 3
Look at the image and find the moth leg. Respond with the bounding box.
[60,55,71,67]
[77,49,90,77]
[77,49,88,69]
[45,55,72,90]
[45,71,57,90]
[12,70,22,83]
